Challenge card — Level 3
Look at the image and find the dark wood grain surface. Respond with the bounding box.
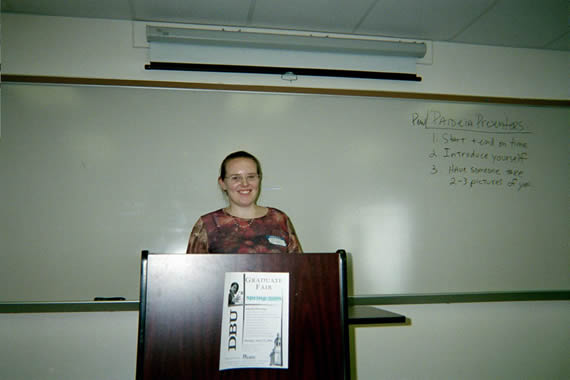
[138,253,347,380]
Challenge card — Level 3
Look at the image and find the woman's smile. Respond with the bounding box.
[219,157,261,210]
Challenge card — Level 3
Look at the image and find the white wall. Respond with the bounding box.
[0,311,138,380]
[352,302,570,380]
[2,13,569,380]
[3,14,568,99]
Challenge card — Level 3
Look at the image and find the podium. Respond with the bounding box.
[136,251,350,380]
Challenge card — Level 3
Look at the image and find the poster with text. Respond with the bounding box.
[219,272,289,370]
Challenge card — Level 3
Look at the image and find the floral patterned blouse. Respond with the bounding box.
[186,207,303,254]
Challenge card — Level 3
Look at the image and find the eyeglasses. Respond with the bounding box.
[225,174,261,184]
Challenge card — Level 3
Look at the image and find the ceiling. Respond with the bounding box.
[2,0,568,51]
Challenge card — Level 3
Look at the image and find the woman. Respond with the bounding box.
[228,282,241,305]
[186,151,303,253]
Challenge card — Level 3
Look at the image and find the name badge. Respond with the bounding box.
[267,235,286,247]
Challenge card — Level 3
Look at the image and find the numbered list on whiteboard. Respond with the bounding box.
[412,109,531,191]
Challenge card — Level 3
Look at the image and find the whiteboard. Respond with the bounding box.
[1,84,568,301]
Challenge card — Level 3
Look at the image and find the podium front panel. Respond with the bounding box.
[136,252,349,380]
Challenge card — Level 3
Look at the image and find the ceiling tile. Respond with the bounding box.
[2,0,133,20]
[250,0,377,34]
[2,0,568,51]
[356,0,496,40]
[453,0,569,49]
[132,0,252,25]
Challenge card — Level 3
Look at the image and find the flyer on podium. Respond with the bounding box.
[219,272,290,370]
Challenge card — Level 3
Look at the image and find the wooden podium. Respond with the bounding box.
[136,251,350,380]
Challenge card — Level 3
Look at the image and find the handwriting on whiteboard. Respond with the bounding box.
[412,110,531,191]
[411,109,530,134]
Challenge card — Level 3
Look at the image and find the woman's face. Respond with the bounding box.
[219,157,260,209]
